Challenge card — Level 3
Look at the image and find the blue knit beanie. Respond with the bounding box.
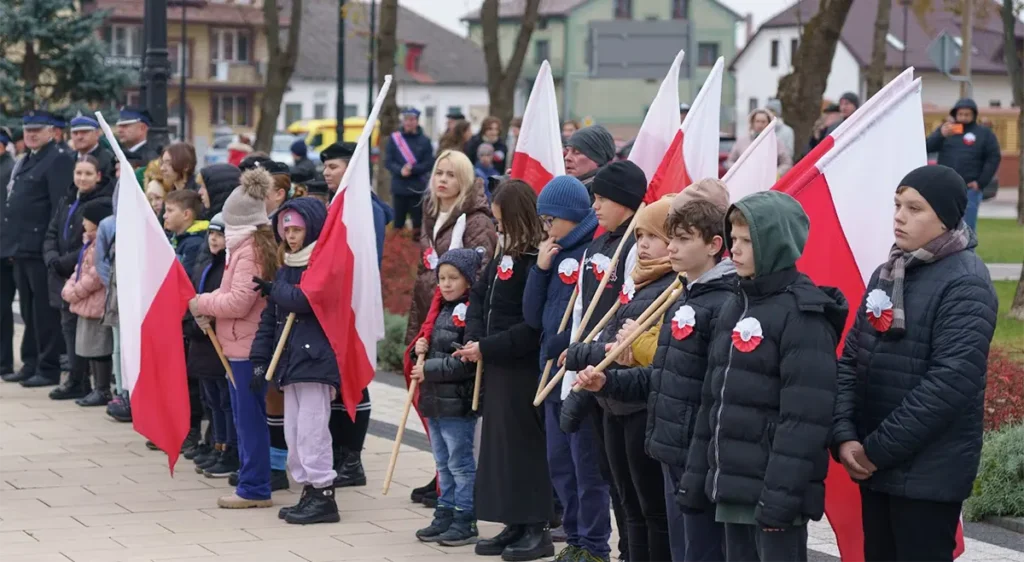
[537,176,591,223]
[290,139,308,157]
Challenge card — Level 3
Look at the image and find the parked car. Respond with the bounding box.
[204,133,299,167]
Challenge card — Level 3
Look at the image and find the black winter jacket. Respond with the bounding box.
[186,249,227,379]
[925,99,1001,189]
[678,268,848,528]
[42,182,115,308]
[598,260,736,468]
[832,244,997,504]
[200,163,241,218]
[417,298,477,418]
[1,141,75,259]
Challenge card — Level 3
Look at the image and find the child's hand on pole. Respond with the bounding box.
[575,366,606,392]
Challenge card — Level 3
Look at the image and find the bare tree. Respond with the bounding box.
[254,0,303,153]
[866,0,894,97]
[778,0,855,160]
[1001,0,1024,318]
[481,0,542,134]
[373,0,399,204]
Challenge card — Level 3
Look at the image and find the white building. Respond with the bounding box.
[731,0,1021,130]
[278,1,490,140]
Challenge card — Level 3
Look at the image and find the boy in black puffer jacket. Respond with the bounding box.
[410,248,482,547]
[677,191,849,562]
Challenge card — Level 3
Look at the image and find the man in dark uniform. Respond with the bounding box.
[50,113,72,153]
[0,111,73,387]
[116,106,159,168]
[69,115,116,191]
[0,126,27,380]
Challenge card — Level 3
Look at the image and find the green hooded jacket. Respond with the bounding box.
[726,191,809,278]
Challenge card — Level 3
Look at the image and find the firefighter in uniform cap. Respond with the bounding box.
[69,114,116,192]
[50,113,72,152]
[116,106,159,167]
[0,110,74,387]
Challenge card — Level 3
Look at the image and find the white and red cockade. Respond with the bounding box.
[497,255,515,281]
[731,317,763,352]
[671,305,696,340]
[558,258,580,285]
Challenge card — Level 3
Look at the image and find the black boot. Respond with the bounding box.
[228,471,239,487]
[501,523,554,562]
[20,372,60,387]
[180,428,201,455]
[415,506,454,542]
[284,485,341,525]
[106,393,132,422]
[194,445,222,473]
[49,369,91,400]
[2,367,33,383]
[190,443,216,464]
[184,441,211,461]
[271,469,290,491]
[76,360,112,406]
[437,509,479,547]
[333,449,366,488]
[475,525,526,556]
[421,487,438,508]
[411,476,438,504]
[279,485,313,520]
[203,446,240,478]
[75,387,112,407]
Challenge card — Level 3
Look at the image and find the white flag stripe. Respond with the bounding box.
[629,50,685,184]
[722,118,779,202]
[682,57,724,182]
[514,60,565,177]
[95,112,176,394]
[829,67,915,141]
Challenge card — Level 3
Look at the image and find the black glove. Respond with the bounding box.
[542,330,571,363]
[252,276,273,298]
[250,363,269,394]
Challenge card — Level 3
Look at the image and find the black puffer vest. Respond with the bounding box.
[418,298,476,418]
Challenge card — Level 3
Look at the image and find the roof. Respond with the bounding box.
[463,0,743,22]
[289,1,486,86]
[85,0,278,26]
[732,0,1024,75]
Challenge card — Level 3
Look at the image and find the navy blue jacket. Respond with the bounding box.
[371,192,393,268]
[186,248,227,379]
[522,211,599,397]
[385,127,434,197]
[251,198,339,389]
[173,224,209,281]
[1,140,75,259]
[925,99,1001,188]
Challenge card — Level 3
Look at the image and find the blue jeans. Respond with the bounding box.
[964,187,983,232]
[663,463,724,562]
[426,416,477,512]
[201,377,236,446]
[227,360,271,501]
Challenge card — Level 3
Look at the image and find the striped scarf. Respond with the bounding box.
[876,222,972,336]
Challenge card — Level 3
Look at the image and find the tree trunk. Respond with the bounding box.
[1001,0,1023,224]
[778,0,854,161]
[481,0,541,136]
[1010,258,1024,321]
[20,41,39,111]
[866,0,893,97]
[374,0,399,204]
[959,0,974,99]
[255,0,303,153]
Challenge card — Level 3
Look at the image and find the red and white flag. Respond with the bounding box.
[772,75,966,561]
[722,118,779,202]
[644,57,724,202]
[510,60,565,193]
[628,50,684,189]
[300,77,390,420]
[96,113,194,474]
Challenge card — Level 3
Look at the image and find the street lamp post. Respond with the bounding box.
[180,0,187,141]
[337,0,346,141]
[368,0,376,115]
[142,0,170,150]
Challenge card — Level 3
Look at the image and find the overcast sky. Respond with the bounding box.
[399,0,794,43]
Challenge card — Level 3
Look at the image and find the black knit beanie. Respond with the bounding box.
[81,197,114,226]
[897,164,967,230]
[592,161,647,211]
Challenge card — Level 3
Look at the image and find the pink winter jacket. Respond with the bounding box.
[195,237,267,359]
[62,239,106,319]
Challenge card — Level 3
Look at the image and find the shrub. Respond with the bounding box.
[984,347,1024,432]
[381,229,420,315]
[376,312,408,372]
[964,423,1024,522]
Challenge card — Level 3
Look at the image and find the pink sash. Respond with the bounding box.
[391,132,417,165]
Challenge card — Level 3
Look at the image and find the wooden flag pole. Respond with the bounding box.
[533,298,621,406]
[382,354,424,495]
[203,327,236,388]
[471,360,484,411]
[265,313,296,382]
[535,289,578,399]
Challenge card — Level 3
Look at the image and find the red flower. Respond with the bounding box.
[731,317,763,352]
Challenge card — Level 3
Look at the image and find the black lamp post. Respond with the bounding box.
[337,0,347,140]
[179,0,187,140]
[901,0,911,69]
[142,0,170,150]
[368,0,376,115]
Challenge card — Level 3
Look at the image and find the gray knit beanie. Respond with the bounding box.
[567,125,616,166]
[438,248,484,287]
[221,168,272,228]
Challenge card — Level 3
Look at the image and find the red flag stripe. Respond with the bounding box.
[644,128,691,203]
[510,152,556,195]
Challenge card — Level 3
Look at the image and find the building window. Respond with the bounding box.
[314,103,327,119]
[285,103,303,125]
[123,91,141,106]
[790,39,799,65]
[210,28,251,72]
[212,94,249,126]
[672,0,688,19]
[168,106,187,141]
[989,100,1002,108]
[169,42,190,78]
[614,0,632,19]
[107,25,142,57]
[535,39,550,65]
[538,18,548,30]
[749,97,759,112]
[697,42,719,67]
[770,39,779,68]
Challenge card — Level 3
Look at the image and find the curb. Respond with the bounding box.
[986,516,1024,534]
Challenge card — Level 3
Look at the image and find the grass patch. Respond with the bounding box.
[994,280,1024,352]
[976,219,1024,264]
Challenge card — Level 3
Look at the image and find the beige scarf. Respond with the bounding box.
[284,241,316,268]
[632,256,674,289]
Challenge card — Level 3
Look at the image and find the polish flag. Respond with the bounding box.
[96,113,194,474]
[644,57,724,202]
[510,60,565,193]
[772,75,965,561]
[300,76,391,420]
[628,50,684,188]
[721,118,779,202]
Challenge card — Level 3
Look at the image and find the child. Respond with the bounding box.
[61,197,115,406]
[186,214,237,478]
[164,189,209,276]
[190,168,279,509]
[451,179,550,561]
[250,197,340,525]
[564,195,678,562]
[677,191,848,562]
[474,143,498,184]
[410,248,482,545]
[576,181,735,562]
[521,175,608,562]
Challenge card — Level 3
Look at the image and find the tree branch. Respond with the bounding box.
[866,0,893,97]
[500,0,541,92]
[481,0,503,100]
[264,0,282,58]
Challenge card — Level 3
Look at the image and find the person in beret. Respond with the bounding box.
[116,106,158,167]
[445,108,466,135]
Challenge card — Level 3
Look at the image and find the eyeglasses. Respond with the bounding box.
[540,215,554,229]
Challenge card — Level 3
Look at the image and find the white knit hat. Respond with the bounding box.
[221,169,272,228]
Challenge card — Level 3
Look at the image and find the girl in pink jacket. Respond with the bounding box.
[62,198,115,408]
[189,168,280,510]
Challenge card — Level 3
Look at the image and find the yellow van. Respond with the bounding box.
[286,118,381,156]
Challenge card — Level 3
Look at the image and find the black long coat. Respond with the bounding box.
[466,249,552,525]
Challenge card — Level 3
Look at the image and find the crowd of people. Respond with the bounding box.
[0,96,1003,562]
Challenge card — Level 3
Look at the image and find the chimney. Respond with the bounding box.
[745,13,754,42]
